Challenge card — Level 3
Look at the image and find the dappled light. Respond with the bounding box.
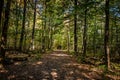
[51,53,72,57]
[0,69,8,73]
[51,69,58,79]
[31,61,43,66]
[0,51,119,80]
[0,64,3,69]
[8,75,16,80]
[14,62,22,65]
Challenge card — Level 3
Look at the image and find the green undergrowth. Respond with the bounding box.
[28,53,42,62]
[70,51,120,77]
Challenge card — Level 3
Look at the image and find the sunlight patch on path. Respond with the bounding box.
[51,69,58,79]
[14,62,22,65]
[31,61,43,66]
[50,53,72,57]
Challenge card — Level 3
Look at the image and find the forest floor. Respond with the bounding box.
[0,51,120,80]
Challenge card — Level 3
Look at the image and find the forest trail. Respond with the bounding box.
[0,51,115,80]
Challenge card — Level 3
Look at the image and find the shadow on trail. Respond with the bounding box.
[0,51,112,80]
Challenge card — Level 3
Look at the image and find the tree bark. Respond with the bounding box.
[0,0,11,62]
[104,0,110,70]
[93,2,97,56]
[14,1,19,50]
[31,0,37,50]
[67,26,70,53]
[0,0,4,34]
[19,0,27,51]
[82,1,87,61]
[42,1,47,53]
[74,0,78,55]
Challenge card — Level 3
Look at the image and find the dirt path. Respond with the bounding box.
[0,51,113,80]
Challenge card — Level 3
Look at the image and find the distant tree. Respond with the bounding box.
[19,0,27,50]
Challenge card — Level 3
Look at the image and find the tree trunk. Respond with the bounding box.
[104,0,110,70]
[67,26,70,53]
[41,19,45,52]
[115,17,119,57]
[74,0,78,55]
[19,0,27,51]
[0,0,11,62]
[31,0,37,50]
[42,1,47,53]
[47,32,50,50]
[82,2,87,61]
[14,1,19,50]
[93,2,97,56]
[0,0,4,34]
[49,21,53,50]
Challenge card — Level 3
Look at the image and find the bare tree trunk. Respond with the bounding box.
[47,32,50,50]
[67,26,70,53]
[49,21,53,50]
[82,2,87,61]
[93,2,97,56]
[104,0,110,70]
[42,1,47,53]
[0,0,4,35]
[31,0,37,50]
[0,0,11,63]
[19,0,27,51]
[74,0,78,55]
[14,1,19,50]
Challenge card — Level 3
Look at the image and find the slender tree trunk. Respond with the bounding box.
[49,17,54,50]
[23,29,27,51]
[14,1,19,50]
[41,19,45,52]
[114,17,120,58]
[0,0,4,23]
[67,26,70,53]
[19,0,27,51]
[48,19,51,50]
[44,1,47,52]
[31,0,37,50]
[49,22,53,50]
[42,1,47,53]
[93,3,97,56]
[0,0,4,35]
[93,27,96,55]
[0,0,11,62]
[82,3,87,61]
[74,0,78,55]
[104,0,110,70]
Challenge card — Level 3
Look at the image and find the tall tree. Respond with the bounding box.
[67,25,70,53]
[82,0,88,61]
[74,0,78,55]
[14,1,19,50]
[93,1,97,55]
[19,0,27,50]
[31,0,37,50]
[104,0,110,69]
[42,0,47,53]
[0,0,12,62]
[0,0,4,33]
